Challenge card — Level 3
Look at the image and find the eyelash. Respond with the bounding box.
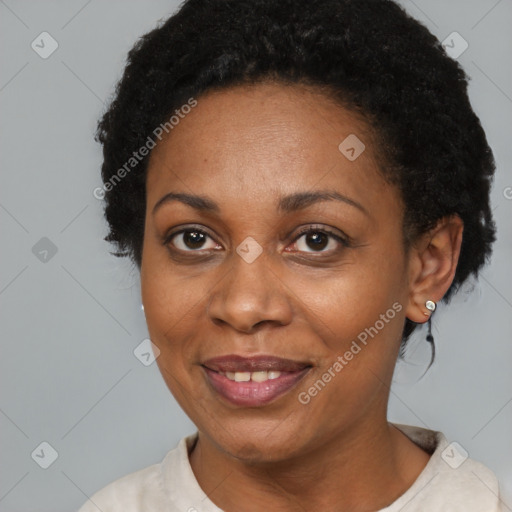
[164,224,350,256]
[291,225,350,251]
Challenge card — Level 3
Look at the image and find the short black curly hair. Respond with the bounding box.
[95,0,496,348]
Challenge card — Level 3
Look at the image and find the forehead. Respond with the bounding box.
[145,82,390,209]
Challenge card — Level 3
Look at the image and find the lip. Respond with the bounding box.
[201,355,312,407]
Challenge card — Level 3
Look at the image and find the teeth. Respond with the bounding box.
[222,370,283,382]
[251,371,268,383]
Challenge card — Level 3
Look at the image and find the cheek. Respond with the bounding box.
[294,278,405,429]
[142,276,201,358]
[141,230,206,328]
[299,248,407,402]
[141,265,208,414]
[291,250,407,352]
[140,249,199,362]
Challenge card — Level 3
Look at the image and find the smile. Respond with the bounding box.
[201,355,312,407]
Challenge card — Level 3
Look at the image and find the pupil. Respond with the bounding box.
[185,231,205,249]
[307,232,327,251]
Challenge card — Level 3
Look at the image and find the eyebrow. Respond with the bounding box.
[278,190,368,215]
[152,190,368,216]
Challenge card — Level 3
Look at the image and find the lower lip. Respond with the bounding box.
[203,367,310,407]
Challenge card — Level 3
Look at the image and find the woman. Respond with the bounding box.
[79,0,502,510]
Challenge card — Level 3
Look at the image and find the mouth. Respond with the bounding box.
[201,355,312,407]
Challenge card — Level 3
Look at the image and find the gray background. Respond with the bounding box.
[0,0,511,510]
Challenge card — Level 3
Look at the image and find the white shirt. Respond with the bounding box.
[78,423,503,511]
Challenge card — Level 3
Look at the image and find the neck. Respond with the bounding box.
[189,416,430,512]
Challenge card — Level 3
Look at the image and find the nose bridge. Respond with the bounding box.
[207,250,292,332]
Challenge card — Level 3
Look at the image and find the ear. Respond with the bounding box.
[405,215,464,323]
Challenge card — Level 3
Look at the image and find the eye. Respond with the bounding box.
[166,226,221,252]
[288,226,349,254]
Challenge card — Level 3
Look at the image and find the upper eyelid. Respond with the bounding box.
[293,224,348,239]
[165,224,214,237]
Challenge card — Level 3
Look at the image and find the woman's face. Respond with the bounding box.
[141,82,413,461]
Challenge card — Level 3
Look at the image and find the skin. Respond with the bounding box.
[140,82,463,511]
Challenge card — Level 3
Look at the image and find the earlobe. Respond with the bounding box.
[405,215,464,323]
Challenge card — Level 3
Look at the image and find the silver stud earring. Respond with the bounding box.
[425,300,436,313]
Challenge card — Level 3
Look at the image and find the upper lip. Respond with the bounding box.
[202,355,311,373]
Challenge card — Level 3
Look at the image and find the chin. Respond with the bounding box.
[206,421,308,464]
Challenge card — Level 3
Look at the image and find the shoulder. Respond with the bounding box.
[77,433,199,512]
[428,453,502,511]
[77,462,163,512]
[387,423,503,512]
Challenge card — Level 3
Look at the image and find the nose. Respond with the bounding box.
[207,251,293,334]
